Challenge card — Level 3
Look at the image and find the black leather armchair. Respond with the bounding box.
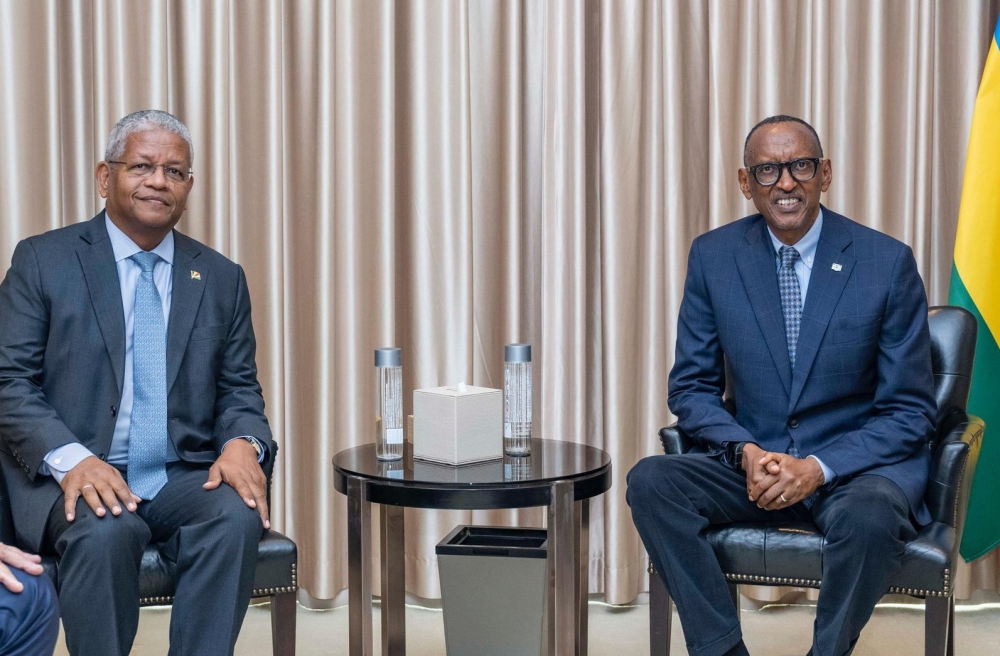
[648,306,984,656]
[0,446,298,655]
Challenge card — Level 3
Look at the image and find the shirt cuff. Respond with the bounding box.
[808,455,834,484]
[42,443,96,484]
[224,436,268,464]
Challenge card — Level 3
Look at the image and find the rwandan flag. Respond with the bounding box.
[950,15,1000,562]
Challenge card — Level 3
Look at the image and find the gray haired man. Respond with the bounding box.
[0,110,274,655]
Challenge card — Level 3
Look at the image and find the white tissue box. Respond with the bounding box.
[413,385,503,465]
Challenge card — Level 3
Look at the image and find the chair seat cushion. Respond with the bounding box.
[707,520,953,596]
[40,529,297,604]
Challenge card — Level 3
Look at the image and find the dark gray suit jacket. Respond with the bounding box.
[668,208,937,524]
[0,212,273,551]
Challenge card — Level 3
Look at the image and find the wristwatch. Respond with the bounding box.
[241,436,263,458]
[726,441,747,471]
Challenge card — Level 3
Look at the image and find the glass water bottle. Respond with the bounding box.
[374,347,403,460]
[503,343,532,455]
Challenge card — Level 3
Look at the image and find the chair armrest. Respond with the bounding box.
[659,425,695,455]
[924,412,984,536]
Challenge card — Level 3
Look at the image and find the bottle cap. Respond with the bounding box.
[374,347,402,367]
[504,343,531,363]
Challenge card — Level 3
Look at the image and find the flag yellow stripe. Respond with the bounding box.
[954,38,1000,342]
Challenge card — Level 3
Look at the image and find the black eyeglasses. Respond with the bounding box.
[108,161,192,184]
[746,158,822,186]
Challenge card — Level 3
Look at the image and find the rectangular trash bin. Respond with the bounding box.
[436,525,548,656]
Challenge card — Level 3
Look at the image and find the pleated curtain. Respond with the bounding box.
[1,0,999,606]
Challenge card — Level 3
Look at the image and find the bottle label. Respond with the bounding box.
[387,428,404,444]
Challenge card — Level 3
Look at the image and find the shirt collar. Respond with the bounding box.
[766,208,823,270]
[105,213,174,266]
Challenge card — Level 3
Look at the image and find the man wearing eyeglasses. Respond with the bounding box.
[628,115,935,656]
[0,110,273,655]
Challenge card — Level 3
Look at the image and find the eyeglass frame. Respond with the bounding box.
[745,157,824,187]
[107,160,193,184]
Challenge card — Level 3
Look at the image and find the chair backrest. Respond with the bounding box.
[927,305,977,437]
[924,306,981,535]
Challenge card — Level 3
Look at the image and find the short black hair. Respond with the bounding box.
[743,115,823,166]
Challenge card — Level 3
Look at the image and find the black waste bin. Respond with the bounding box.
[436,525,548,656]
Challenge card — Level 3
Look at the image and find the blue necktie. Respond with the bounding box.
[127,252,169,500]
[778,246,802,368]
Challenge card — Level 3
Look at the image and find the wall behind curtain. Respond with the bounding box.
[1,0,998,606]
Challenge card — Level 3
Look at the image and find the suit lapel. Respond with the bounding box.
[166,232,205,393]
[736,217,793,397]
[77,213,126,394]
[788,209,855,410]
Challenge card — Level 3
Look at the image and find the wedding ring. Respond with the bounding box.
[81,484,95,491]
[779,494,788,503]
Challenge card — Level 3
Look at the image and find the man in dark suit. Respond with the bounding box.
[0,110,274,655]
[627,115,936,656]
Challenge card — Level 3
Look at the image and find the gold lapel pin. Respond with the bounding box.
[190,270,201,280]
[831,263,842,272]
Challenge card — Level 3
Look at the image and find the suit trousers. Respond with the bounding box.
[0,566,60,656]
[627,453,916,656]
[42,461,264,656]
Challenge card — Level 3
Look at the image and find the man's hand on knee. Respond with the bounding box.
[748,453,824,510]
[0,543,44,593]
[61,456,140,521]
[204,440,270,529]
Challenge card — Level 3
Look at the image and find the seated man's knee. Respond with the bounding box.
[0,569,60,651]
[627,455,678,507]
[825,497,910,550]
[17,568,59,621]
[214,497,264,546]
[61,505,150,556]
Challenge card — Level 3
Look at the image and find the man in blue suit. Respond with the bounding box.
[0,542,59,654]
[627,115,936,656]
[0,110,274,655]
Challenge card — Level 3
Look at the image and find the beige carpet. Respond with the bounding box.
[52,597,1000,655]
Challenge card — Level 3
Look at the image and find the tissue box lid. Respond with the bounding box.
[418,385,497,398]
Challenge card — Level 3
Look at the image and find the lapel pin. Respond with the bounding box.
[190,270,201,280]
[831,263,842,272]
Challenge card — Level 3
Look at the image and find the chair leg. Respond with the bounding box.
[948,596,955,656]
[270,591,297,656]
[925,595,953,656]
[649,566,672,656]
[729,583,741,622]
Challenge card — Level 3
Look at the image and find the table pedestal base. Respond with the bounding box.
[346,475,592,656]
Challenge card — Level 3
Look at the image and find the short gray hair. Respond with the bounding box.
[104,110,194,164]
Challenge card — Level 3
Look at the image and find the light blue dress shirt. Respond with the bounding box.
[765,209,834,484]
[42,216,262,483]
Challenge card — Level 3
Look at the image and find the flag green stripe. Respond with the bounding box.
[949,264,1000,561]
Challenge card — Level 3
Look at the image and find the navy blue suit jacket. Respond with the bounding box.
[0,213,273,551]
[668,208,936,525]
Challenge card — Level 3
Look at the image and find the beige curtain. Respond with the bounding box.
[1,0,999,606]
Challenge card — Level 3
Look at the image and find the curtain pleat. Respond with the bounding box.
[1,0,999,606]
